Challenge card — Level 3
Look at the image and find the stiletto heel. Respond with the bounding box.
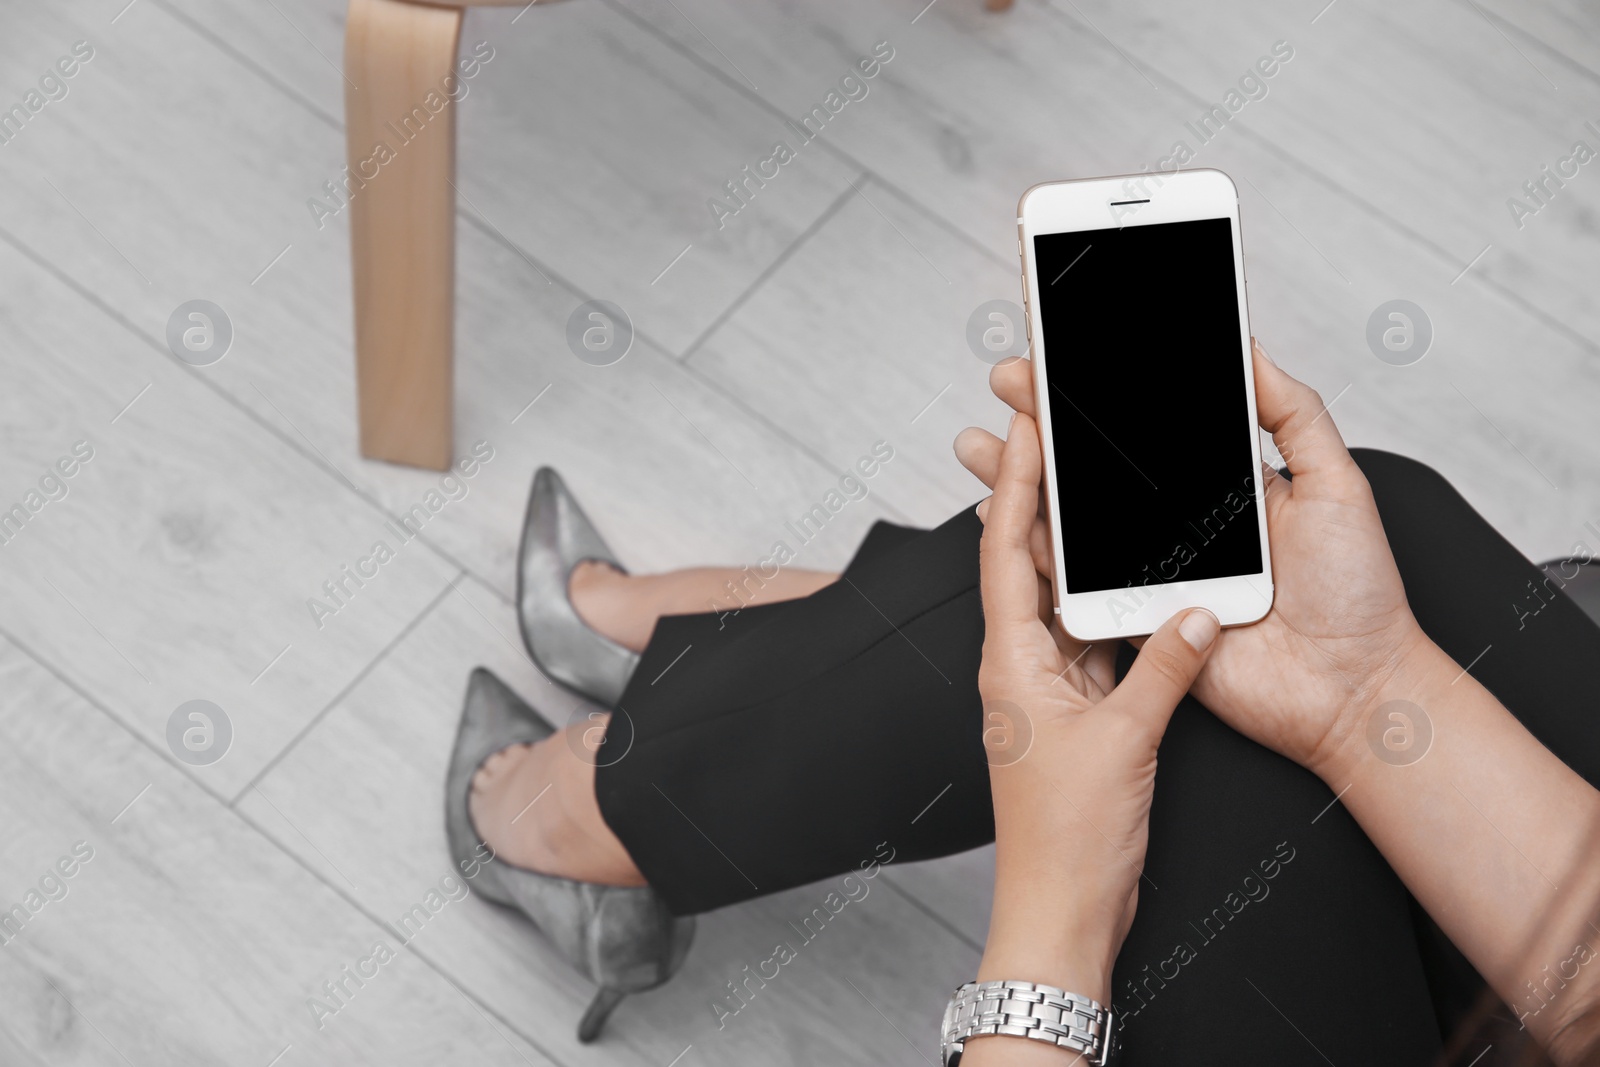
[444,668,694,1041]
[577,988,629,1043]
[516,468,640,706]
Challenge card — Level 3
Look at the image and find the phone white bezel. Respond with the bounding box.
[1017,168,1273,642]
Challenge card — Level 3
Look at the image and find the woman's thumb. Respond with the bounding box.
[1112,609,1221,733]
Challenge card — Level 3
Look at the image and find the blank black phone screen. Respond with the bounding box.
[1032,217,1262,595]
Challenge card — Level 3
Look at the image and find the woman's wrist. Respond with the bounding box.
[976,942,1113,1007]
[1306,627,1454,786]
[978,888,1118,1005]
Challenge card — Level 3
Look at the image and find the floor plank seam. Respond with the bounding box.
[877,871,986,954]
[676,353,927,526]
[452,204,900,504]
[1483,4,1600,87]
[0,620,232,809]
[596,0,1024,277]
[227,571,465,807]
[677,175,864,365]
[223,800,577,1067]
[457,209,935,534]
[146,0,342,135]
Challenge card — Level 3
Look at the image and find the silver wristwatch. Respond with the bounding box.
[940,979,1116,1066]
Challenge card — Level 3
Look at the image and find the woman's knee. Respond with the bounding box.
[1349,448,1475,530]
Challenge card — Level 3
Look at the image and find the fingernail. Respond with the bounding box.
[1008,412,1018,432]
[1179,609,1220,651]
[1253,339,1278,367]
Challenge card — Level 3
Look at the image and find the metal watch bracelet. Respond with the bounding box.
[940,979,1117,1066]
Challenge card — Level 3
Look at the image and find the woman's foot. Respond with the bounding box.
[468,722,647,887]
[445,666,696,1044]
[488,556,835,885]
[568,560,841,652]
[566,561,649,652]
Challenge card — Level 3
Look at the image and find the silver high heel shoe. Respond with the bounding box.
[516,468,641,707]
[444,667,695,1042]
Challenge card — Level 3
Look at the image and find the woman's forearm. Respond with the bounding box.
[1312,637,1600,1062]
[958,905,1113,1066]
[955,768,1121,1065]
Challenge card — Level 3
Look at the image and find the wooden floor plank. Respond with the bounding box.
[688,175,1016,531]
[0,234,459,800]
[0,637,558,1067]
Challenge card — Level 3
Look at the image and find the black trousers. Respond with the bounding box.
[594,450,1600,1065]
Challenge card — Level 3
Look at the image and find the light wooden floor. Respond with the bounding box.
[0,0,1596,1063]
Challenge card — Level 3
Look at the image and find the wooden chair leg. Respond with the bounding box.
[344,0,461,471]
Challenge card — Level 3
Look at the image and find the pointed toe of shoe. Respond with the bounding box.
[516,468,641,706]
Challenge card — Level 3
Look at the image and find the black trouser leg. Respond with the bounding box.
[595,450,1600,1065]
[596,504,995,910]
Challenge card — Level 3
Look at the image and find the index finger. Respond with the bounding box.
[989,356,1036,417]
[979,413,1047,630]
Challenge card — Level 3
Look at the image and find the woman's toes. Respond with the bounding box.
[568,559,624,600]
[472,742,532,794]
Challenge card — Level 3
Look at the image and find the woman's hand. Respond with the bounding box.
[956,342,1430,778]
[970,411,1220,1019]
[962,345,1600,1066]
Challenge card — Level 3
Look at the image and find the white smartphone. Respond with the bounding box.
[1017,168,1273,642]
